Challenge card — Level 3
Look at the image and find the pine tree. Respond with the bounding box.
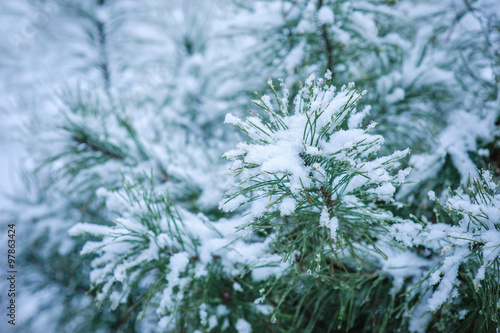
[1,0,499,332]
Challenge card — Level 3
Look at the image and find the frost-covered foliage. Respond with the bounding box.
[227,0,457,155]
[222,75,410,264]
[399,0,500,200]
[1,0,500,332]
[69,181,286,332]
[1,0,240,331]
[391,171,500,332]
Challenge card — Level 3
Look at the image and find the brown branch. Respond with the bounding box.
[317,0,335,74]
[319,185,335,217]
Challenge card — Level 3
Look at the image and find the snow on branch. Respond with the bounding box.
[222,74,411,263]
